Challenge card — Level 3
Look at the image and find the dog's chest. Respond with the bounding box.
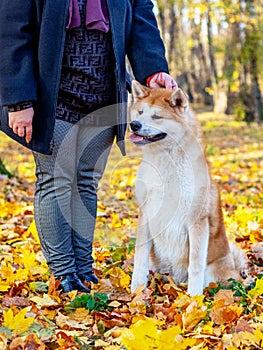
[135,155,195,214]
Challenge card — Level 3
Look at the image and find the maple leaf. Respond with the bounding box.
[2,307,35,335]
[121,318,161,350]
[121,318,197,350]
[158,326,197,350]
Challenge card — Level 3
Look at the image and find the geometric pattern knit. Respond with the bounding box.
[56,0,116,124]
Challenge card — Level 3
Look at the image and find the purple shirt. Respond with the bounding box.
[67,0,110,32]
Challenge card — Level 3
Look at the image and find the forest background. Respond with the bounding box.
[154,0,263,122]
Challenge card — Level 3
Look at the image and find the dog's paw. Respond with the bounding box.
[187,285,204,296]
[130,279,147,294]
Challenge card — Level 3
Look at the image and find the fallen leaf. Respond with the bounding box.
[2,307,35,335]
[2,296,30,307]
[182,301,207,331]
[214,289,234,305]
[31,294,59,307]
[247,278,263,299]
[234,319,254,334]
[106,267,131,290]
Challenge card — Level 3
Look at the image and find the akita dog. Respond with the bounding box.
[129,80,246,296]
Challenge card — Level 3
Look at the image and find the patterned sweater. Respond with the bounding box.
[56,0,116,124]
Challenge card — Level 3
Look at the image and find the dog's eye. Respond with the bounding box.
[138,110,143,115]
[152,114,162,120]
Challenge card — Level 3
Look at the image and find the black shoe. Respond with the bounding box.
[78,272,98,284]
[59,273,90,293]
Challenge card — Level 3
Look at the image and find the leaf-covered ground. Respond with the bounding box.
[0,110,262,349]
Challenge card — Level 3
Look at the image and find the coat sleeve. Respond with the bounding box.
[0,0,38,105]
[127,0,169,84]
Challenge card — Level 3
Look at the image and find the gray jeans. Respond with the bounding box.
[33,119,115,277]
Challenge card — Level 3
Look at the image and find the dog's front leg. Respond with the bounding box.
[131,214,151,293]
[187,217,209,296]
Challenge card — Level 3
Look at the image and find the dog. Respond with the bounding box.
[129,80,247,296]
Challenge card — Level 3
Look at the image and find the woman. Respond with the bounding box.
[0,0,177,292]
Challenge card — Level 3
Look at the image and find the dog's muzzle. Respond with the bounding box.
[130,120,142,132]
[129,121,167,145]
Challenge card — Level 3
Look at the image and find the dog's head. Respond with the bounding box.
[129,80,190,146]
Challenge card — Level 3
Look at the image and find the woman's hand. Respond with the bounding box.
[146,72,178,90]
[8,107,34,143]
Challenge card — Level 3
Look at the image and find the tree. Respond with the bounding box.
[154,0,263,121]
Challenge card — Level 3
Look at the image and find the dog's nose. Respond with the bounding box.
[130,120,142,132]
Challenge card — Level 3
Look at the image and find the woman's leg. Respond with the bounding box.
[71,125,116,276]
[33,119,79,277]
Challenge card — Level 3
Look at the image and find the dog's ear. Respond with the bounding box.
[132,80,150,100]
[169,88,189,114]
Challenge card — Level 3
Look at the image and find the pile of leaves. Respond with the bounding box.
[0,111,262,349]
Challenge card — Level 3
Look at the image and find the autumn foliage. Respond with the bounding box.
[0,111,262,349]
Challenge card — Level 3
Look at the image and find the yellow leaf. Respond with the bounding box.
[121,319,197,350]
[173,293,191,308]
[15,268,29,282]
[221,175,229,182]
[3,307,34,335]
[173,293,204,309]
[0,202,22,218]
[31,294,59,307]
[29,265,48,276]
[128,300,147,315]
[26,220,40,244]
[0,282,10,292]
[182,301,207,331]
[106,267,130,290]
[131,314,149,324]
[247,278,263,299]
[108,212,121,229]
[21,247,36,270]
[159,326,185,350]
[202,321,215,335]
[0,263,16,284]
[121,318,159,350]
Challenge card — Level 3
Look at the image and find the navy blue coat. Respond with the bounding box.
[0,0,169,154]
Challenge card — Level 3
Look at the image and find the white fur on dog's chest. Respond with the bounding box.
[136,152,196,218]
[135,152,196,281]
